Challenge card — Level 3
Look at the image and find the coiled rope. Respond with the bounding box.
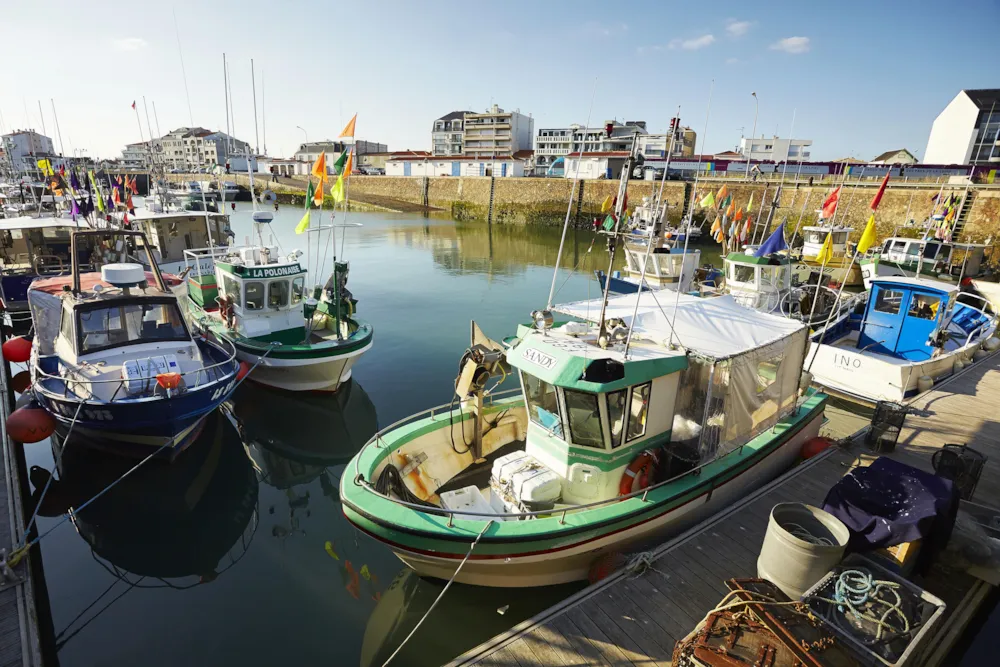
[810,568,910,644]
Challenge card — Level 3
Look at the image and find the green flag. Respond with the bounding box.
[332,151,349,175]
[305,180,316,208]
[719,194,732,211]
[602,214,616,231]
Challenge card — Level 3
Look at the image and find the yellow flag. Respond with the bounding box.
[815,232,834,264]
[339,113,357,138]
[600,195,613,213]
[857,213,877,254]
[330,174,345,203]
[36,159,53,176]
[746,193,754,212]
[295,211,310,234]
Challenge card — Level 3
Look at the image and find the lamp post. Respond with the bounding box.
[745,92,758,180]
[296,126,308,145]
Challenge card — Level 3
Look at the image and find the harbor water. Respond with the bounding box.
[20,205,722,666]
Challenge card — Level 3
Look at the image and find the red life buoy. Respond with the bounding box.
[619,450,659,497]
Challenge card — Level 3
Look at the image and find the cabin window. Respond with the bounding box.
[755,355,782,394]
[804,231,824,245]
[223,275,241,306]
[78,302,187,354]
[731,264,756,284]
[59,308,73,342]
[908,294,940,320]
[890,240,907,253]
[874,289,904,315]
[905,244,920,257]
[268,281,289,308]
[291,277,305,305]
[245,282,265,310]
[564,389,605,449]
[607,389,627,448]
[922,243,940,259]
[523,372,562,436]
[832,232,848,245]
[625,382,651,442]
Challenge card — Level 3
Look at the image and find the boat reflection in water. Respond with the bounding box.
[29,411,259,583]
[360,569,581,667]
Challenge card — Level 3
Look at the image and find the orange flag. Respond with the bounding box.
[870,172,890,211]
[725,200,736,218]
[734,208,744,222]
[311,152,327,179]
[343,149,354,176]
[339,113,357,138]
[821,186,841,219]
[716,184,729,201]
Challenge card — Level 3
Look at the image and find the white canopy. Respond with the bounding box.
[0,215,91,231]
[555,292,805,360]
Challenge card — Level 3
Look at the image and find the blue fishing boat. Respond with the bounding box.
[28,229,242,460]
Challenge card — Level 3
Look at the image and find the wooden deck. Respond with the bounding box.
[451,352,1000,667]
[0,355,43,667]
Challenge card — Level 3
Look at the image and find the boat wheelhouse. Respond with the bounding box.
[719,252,792,313]
[807,276,997,404]
[860,237,988,289]
[341,293,825,587]
[28,230,241,459]
[129,201,231,275]
[792,224,863,287]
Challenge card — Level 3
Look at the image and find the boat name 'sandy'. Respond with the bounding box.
[242,264,303,279]
[522,348,557,369]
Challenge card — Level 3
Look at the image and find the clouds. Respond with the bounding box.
[669,34,715,51]
[111,37,147,52]
[725,20,752,37]
[579,21,628,38]
[769,36,811,54]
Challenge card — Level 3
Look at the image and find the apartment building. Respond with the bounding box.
[462,105,534,158]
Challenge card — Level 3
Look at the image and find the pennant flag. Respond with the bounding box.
[857,213,877,254]
[743,217,752,240]
[719,194,732,211]
[342,149,354,177]
[305,180,316,207]
[113,188,121,205]
[295,211,310,234]
[728,220,736,237]
[988,169,996,185]
[70,198,80,221]
[313,180,325,207]
[870,172,890,211]
[131,101,136,110]
[699,191,715,208]
[339,113,358,138]
[710,218,721,235]
[715,184,729,202]
[815,232,834,264]
[755,222,789,257]
[129,176,138,194]
[86,194,94,216]
[746,193,754,213]
[330,175,345,203]
[600,195,613,213]
[725,200,736,218]
[821,187,841,219]
[105,194,114,212]
[822,186,840,210]
[930,192,941,203]
[602,214,616,231]
[36,159,53,176]
[333,151,349,176]
[69,171,81,191]
[734,208,744,222]
[311,152,327,179]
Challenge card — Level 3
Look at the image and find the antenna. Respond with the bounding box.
[172,8,194,125]
[251,59,260,155]
[37,101,47,138]
[152,100,162,137]
[223,54,232,157]
[261,69,267,156]
[227,61,236,152]
[50,99,65,157]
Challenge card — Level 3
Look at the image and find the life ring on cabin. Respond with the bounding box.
[619,449,660,497]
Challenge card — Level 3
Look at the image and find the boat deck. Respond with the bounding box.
[450,351,1000,666]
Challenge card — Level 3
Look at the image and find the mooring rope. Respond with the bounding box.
[810,569,910,644]
[381,520,495,667]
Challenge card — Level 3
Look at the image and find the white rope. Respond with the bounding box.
[381,520,495,667]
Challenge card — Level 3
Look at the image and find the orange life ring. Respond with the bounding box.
[619,450,659,497]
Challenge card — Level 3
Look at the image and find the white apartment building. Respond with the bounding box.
[463,105,534,158]
[1,129,57,172]
[432,111,472,156]
[638,127,697,161]
[151,127,251,170]
[924,89,1000,165]
[738,136,812,162]
[535,121,647,174]
[122,141,150,168]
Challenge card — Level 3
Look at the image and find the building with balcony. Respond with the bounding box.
[738,136,812,162]
[924,89,1000,165]
[462,105,534,159]
[121,141,150,168]
[432,111,472,156]
[534,120,647,174]
[148,127,251,170]
[638,127,697,162]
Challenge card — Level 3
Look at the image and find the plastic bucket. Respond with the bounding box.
[757,502,850,599]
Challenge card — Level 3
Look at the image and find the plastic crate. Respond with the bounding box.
[865,401,908,453]
[801,553,946,667]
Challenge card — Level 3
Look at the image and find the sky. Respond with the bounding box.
[2,0,997,162]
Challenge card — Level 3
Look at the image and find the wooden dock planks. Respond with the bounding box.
[453,352,1000,667]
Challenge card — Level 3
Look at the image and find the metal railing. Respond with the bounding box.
[349,389,819,524]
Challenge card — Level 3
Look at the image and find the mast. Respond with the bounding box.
[37,101,47,138]
[50,100,65,157]
[261,69,267,156]
[227,64,236,155]
[223,54,232,158]
[251,59,260,156]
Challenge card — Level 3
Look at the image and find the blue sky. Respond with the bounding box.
[2,0,997,162]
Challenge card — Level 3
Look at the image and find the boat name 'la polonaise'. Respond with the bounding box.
[241,264,303,279]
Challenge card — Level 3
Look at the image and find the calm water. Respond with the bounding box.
[20,206,723,667]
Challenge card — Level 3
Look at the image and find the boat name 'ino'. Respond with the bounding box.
[242,264,303,279]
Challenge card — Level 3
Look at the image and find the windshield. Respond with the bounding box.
[523,372,562,436]
[77,301,188,354]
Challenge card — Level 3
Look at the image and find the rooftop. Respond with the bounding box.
[962,88,1000,109]
[872,148,916,162]
[434,110,473,123]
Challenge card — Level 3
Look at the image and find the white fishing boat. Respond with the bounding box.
[791,224,863,287]
[860,236,988,289]
[806,276,998,404]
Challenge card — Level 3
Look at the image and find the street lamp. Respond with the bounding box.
[745,92,758,180]
[296,126,308,146]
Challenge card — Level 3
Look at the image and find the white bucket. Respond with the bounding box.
[757,503,850,599]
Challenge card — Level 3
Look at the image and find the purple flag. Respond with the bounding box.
[70,171,81,191]
[71,198,80,221]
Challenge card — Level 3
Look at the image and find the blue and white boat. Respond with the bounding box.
[28,229,242,460]
[806,276,998,404]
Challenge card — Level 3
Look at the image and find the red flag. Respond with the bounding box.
[113,188,121,205]
[131,101,136,110]
[870,172,890,211]
[821,186,841,219]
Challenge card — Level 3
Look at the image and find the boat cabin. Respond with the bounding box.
[801,225,851,258]
[858,277,959,360]
[876,237,985,277]
[723,252,793,312]
[129,208,230,273]
[212,249,311,342]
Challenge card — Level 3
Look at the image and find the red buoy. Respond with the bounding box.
[801,436,833,459]
[10,371,30,394]
[2,336,32,363]
[7,403,56,443]
[236,361,252,381]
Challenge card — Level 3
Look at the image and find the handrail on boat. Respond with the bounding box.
[352,393,812,523]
